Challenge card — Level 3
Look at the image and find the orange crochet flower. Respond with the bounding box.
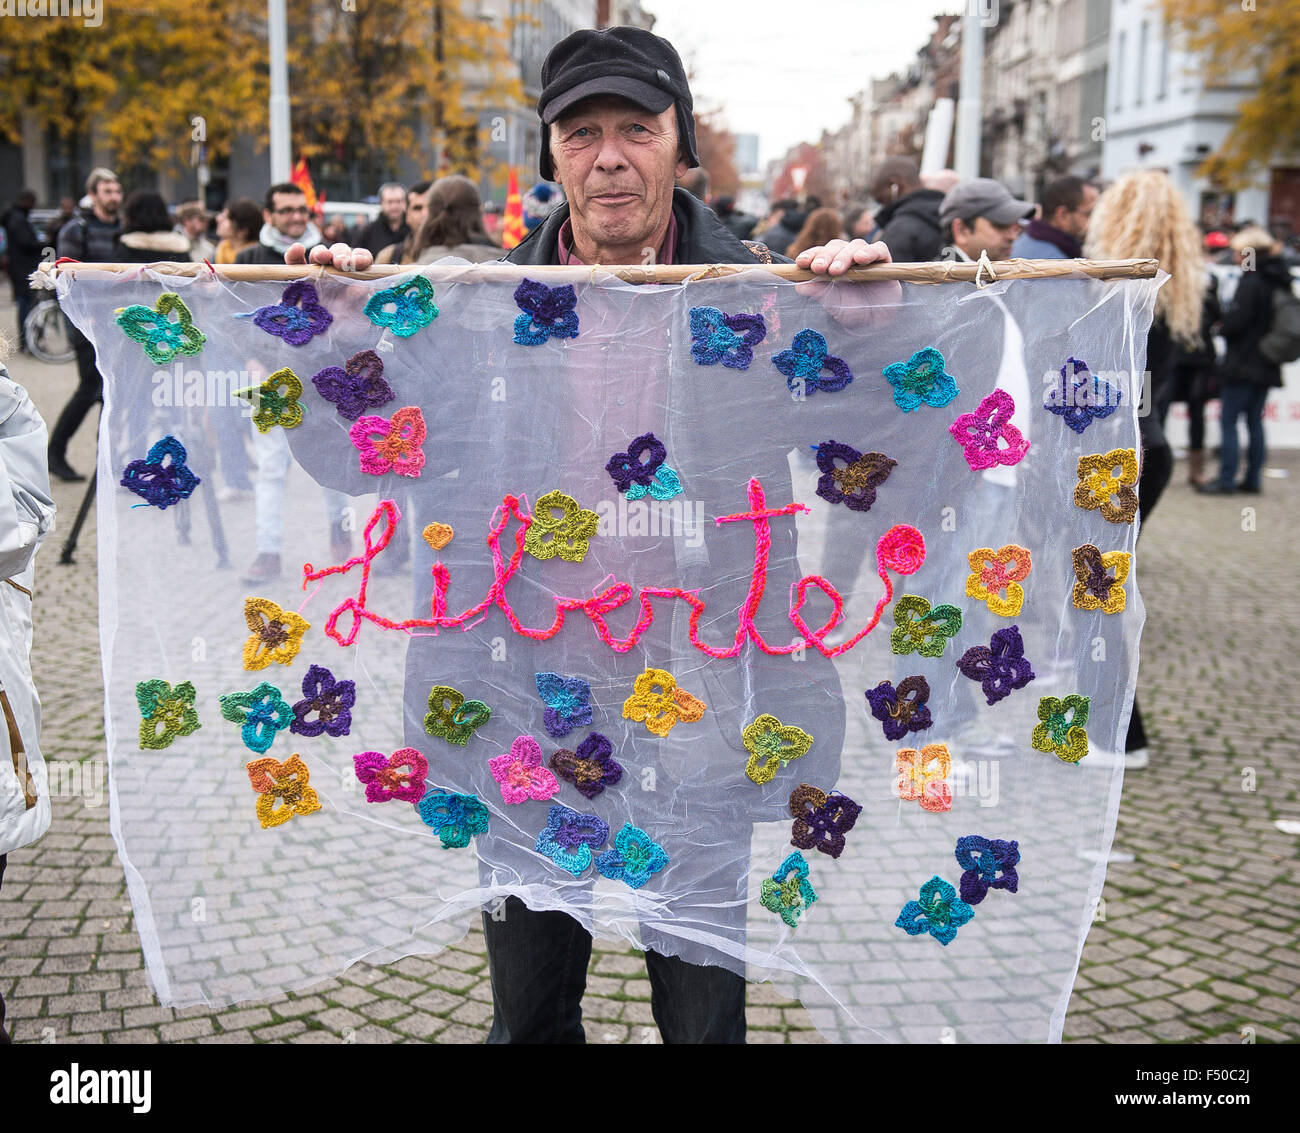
[895,743,953,813]
[964,544,1032,616]
[1074,448,1139,523]
[246,753,321,828]
[242,597,310,671]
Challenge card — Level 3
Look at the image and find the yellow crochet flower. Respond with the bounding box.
[963,544,1032,617]
[242,597,310,671]
[621,668,707,737]
[1074,448,1139,523]
[246,753,321,828]
[1070,545,1131,614]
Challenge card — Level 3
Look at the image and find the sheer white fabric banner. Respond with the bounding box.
[59,262,1158,1042]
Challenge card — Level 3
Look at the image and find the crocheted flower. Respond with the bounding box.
[621,668,706,737]
[252,281,333,345]
[955,835,1020,906]
[759,851,817,928]
[524,489,599,563]
[488,735,561,805]
[596,823,669,889]
[896,875,974,946]
[241,598,310,671]
[311,349,394,421]
[424,685,491,746]
[220,682,294,754]
[246,753,321,828]
[120,435,201,510]
[417,790,490,849]
[688,305,767,369]
[235,367,305,433]
[964,544,1032,617]
[1074,448,1139,524]
[606,433,665,491]
[788,784,861,860]
[115,292,206,364]
[1032,694,1090,763]
[350,406,426,478]
[534,672,593,739]
[1044,357,1121,433]
[534,804,610,876]
[957,625,1036,706]
[890,594,963,658]
[136,679,200,750]
[896,742,953,813]
[1071,544,1131,614]
[743,713,814,785]
[550,732,623,800]
[290,664,355,737]
[628,465,682,501]
[364,275,438,337]
[882,346,958,411]
[813,440,896,512]
[513,279,579,344]
[773,328,853,395]
[949,388,1030,471]
[865,675,933,741]
[354,748,428,804]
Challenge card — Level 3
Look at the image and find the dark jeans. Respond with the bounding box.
[1215,383,1269,490]
[13,286,34,353]
[48,330,103,462]
[1125,440,1172,753]
[481,896,746,1043]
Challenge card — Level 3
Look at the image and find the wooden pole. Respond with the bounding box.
[41,257,1161,285]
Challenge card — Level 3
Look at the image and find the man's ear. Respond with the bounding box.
[676,157,691,181]
[263,209,274,227]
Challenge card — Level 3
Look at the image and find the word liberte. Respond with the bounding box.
[304,478,926,660]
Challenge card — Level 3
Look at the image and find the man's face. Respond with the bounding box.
[955,215,1021,260]
[93,180,122,218]
[381,187,406,226]
[406,189,428,232]
[182,214,207,238]
[266,190,309,239]
[1053,184,1098,240]
[550,96,688,259]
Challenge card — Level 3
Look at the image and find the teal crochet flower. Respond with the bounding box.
[416,791,490,849]
[896,875,975,946]
[364,275,439,337]
[882,347,959,411]
[218,682,293,754]
[115,292,206,365]
[759,851,817,928]
[596,823,669,889]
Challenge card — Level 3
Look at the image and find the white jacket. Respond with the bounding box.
[0,366,56,855]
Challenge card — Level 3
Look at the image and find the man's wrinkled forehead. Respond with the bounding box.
[552,94,672,130]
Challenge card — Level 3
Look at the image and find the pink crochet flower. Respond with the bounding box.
[948,389,1030,471]
[488,735,560,805]
[353,748,429,803]
[349,406,427,477]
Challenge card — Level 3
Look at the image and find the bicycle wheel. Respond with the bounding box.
[24,297,74,365]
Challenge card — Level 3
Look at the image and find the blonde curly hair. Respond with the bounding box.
[1084,169,1205,347]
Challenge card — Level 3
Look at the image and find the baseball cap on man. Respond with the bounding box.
[939,178,1035,230]
[536,26,700,182]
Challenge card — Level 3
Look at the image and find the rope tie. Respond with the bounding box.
[974,249,998,289]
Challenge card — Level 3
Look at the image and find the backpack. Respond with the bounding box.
[1259,282,1300,364]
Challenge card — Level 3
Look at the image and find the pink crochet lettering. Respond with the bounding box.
[302,478,926,659]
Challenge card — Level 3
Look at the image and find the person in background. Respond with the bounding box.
[235,183,323,265]
[2,192,43,353]
[1199,226,1294,496]
[937,178,1035,262]
[712,195,757,242]
[920,168,960,196]
[214,197,262,264]
[42,197,76,250]
[1010,175,1098,259]
[481,199,504,245]
[842,203,877,242]
[1086,168,1207,767]
[50,168,122,482]
[1202,229,1233,266]
[320,215,348,245]
[676,166,710,201]
[410,175,501,264]
[522,181,564,234]
[356,182,409,257]
[175,199,216,261]
[112,190,194,264]
[374,181,432,265]
[787,206,846,259]
[758,197,807,257]
[871,156,945,262]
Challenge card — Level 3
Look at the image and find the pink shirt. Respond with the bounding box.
[557,211,678,267]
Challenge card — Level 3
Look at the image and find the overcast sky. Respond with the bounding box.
[640,0,960,167]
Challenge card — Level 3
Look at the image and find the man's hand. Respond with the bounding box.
[285,242,374,271]
[796,238,891,275]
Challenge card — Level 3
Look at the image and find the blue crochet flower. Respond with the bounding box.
[896,875,975,946]
[759,851,818,927]
[954,835,1020,906]
[595,823,669,889]
[535,804,610,876]
[416,790,490,849]
[1044,357,1122,433]
[535,672,594,739]
[513,279,579,345]
[773,329,853,396]
[882,347,959,411]
[252,281,333,346]
[218,682,294,754]
[120,435,201,510]
[626,466,683,501]
[688,306,767,369]
[364,275,438,337]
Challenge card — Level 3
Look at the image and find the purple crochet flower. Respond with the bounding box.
[605,432,667,492]
[688,305,767,369]
[534,672,594,739]
[773,328,853,395]
[1044,357,1122,433]
[955,835,1020,905]
[290,664,356,737]
[813,439,896,512]
[252,281,333,346]
[534,804,610,875]
[120,434,201,510]
[550,732,623,800]
[788,784,862,860]
[956,625,1035,705]
[311,349,394,420]
[513,279,579,344]
[865,675,933,741]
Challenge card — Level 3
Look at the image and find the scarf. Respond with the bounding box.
[257,220,322,255]
[1023,218,1082,258]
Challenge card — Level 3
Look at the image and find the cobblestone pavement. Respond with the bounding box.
[2,316,1296,1044]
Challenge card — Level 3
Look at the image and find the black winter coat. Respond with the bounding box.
[1220,254,1294,388]
[2,207,43,284]
[875,188,945,263]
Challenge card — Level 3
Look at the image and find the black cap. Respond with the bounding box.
[536,26,699,182]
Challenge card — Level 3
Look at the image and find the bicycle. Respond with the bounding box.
[23,291,75,364]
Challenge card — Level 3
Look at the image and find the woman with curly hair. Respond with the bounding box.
[786,207,846,259]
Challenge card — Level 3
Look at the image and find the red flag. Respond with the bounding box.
[291,158,318,213]
[501,166,525,250]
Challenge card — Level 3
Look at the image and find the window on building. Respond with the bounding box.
[1136,21,1147,106]
[1157,24,1170,100]
[1115,31,1125,110]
